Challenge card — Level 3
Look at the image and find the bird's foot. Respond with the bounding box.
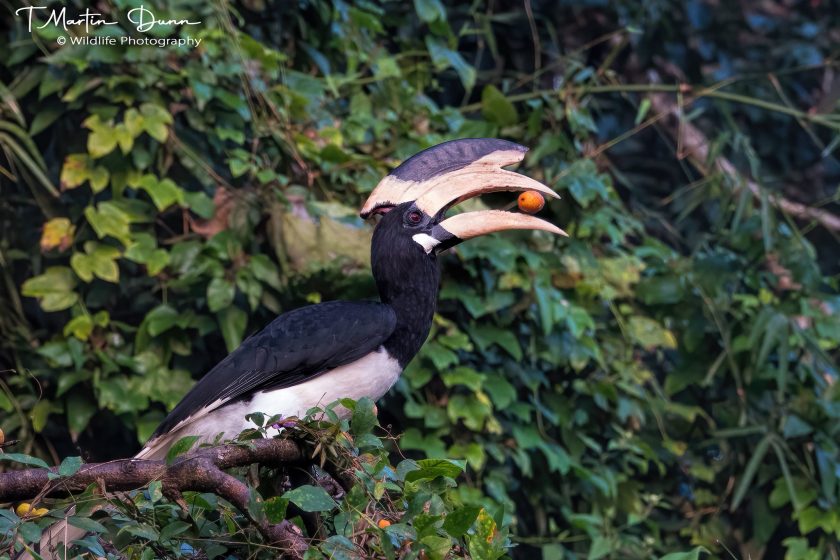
[314,470,345,501]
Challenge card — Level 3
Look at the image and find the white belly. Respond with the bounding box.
[247,348,402,421]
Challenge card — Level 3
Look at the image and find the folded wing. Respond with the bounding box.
[143,300,397,444]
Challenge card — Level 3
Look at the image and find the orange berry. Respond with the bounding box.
[378,519,391,528]
[517,191,545,214]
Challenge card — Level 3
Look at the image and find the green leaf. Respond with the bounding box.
[125,234,169,275]
[468,325,522,361]
[627,316,677,350]
[264,496,288,523]
[228,158,249,178]
[731,434,771,510]
[137,175,184,210]
[217,305,247,352]
[447,394,491,431]
[38,341,73,368]
[443,505,481,537]
[68,516,108,534]
[145,304,179,336]
[467,509,505,560]
[442,367,483,391]
[69,253,94,282]
[414,0,445,22]
[351,397,377,436]
[481,85,518,126]
[124,108,145,137]
[405,459,464,482]
[148,480,163,502]
[426,37,475,91]
[449,442,486,470]
[113,123,133,153]
[589,537,614,560]
[781,538,820,560]
[0,391,12,413]
[84,202,132,245]
[636,276,685,305]
[659,547,710,560]
[35,292,77,312]
[421,535,452,560]
[66,392,97,440]
[120,523,159,541]
[0,453,49,468]
[248,254,282,290]
[782,415,812,438]
[58,456,83,477]
[207,277,236,312]
[634,98,652,125]
[30,104,62,136]
[18,522,42,543]
[482,374,517,409]
[31,400,50,431]
[21,266,78,311]
[88,166,109,192]
[70,242,121,283]
[63,314,93,340]
[165,435,201,464]
[184,190,216,219]
[140,102,172,142]
[159,520,191,541]
[283,485,338,512]
[98,376,149,415]
[85,115,118,158]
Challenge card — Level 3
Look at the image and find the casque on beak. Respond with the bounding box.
[360,138,568,253]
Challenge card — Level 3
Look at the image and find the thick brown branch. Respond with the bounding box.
[0,439,311,558]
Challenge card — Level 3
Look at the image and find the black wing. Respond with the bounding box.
[150,300,396,438]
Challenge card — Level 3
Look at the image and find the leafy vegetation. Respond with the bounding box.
[1,400,512,559]
[1,0,839,558]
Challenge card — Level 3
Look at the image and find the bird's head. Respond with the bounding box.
[361,138,566,256]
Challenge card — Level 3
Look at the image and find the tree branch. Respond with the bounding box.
[645,78,840,232]
[0,439,311,559]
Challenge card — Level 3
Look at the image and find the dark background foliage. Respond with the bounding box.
[1,0,839,558]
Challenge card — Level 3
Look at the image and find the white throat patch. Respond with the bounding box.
[412,233,440,254]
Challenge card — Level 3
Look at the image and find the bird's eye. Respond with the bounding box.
[407,210,423,224]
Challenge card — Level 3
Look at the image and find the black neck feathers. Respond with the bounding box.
[371,208,440,368]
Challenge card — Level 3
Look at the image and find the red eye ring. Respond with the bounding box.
[407,210,423,224]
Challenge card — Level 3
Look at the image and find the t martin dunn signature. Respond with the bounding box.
[15,5,201,34]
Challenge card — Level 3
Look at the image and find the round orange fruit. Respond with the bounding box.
[518,191,545,214]
[378,519,391,528]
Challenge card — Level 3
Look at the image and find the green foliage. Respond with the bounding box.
[1,0,839,558]
[1,404,510,559]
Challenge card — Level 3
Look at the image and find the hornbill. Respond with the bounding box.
[33,138,565,557]
[137,137,564,459]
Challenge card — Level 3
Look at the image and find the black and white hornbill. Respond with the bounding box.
[32,138,564,558]
[136,137,565,459]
